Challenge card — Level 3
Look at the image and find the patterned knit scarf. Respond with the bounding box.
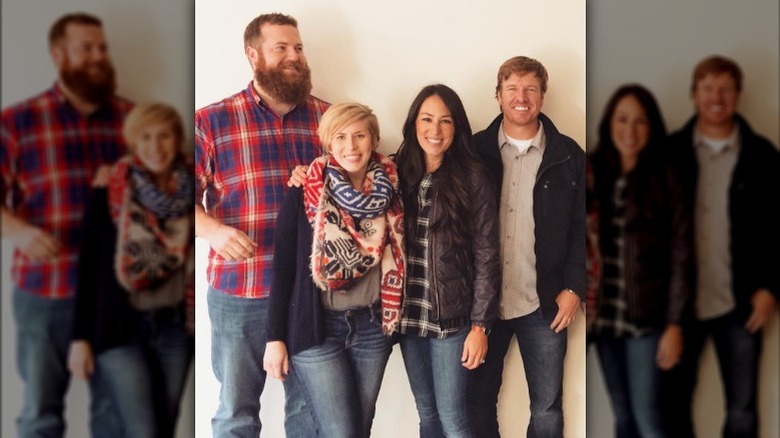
[304,153,405,334]
[108,155,194,311]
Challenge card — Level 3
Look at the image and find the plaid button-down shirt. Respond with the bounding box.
[195,83,328,298]
[1,83,132,298]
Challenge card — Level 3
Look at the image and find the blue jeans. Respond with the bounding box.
[400,326,472,438]
[661,311,761,438]
[96,308,193,437]
[596,333,665,438]
[12,288,122,438]
[468,308,567,438]
[291,304,392,438]
[207,286,316,437]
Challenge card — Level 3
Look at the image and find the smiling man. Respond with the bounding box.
[194,12,327,437]
[661,55,780,438]
[468,56,586,437]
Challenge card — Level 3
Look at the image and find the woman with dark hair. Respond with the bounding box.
[68,102,195,437]
[395,84,500,437]
[589,84,693,437]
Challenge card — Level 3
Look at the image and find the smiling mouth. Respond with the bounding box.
[512,105,530,111]
[342,154,363,162]
[426,138,443,144]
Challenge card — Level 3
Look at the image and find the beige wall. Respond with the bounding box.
[586,1,780,437]
[1,1,195,437]
[194,0,586,436]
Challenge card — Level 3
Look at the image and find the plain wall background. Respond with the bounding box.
[195,0,586,436]
[585,1,780,437]
[1,1,195,436]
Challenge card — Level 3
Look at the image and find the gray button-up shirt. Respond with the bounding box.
[497,120,546,319]
[694,127,740,320]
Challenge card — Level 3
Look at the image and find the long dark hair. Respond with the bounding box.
[395,84,484,248]
[589,84,667,204]
[591,84,666,233]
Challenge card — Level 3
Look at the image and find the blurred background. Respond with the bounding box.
[1,1,194,436]
[585,1,779,437]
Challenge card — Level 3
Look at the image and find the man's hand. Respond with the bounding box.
[263,341,290,381]
[91,164,113,187]
[2,208,61,261]
[15,224,61,261]
[656,324,683,370]
[287,165,309,188]
[68,340,94,380]
[551,289,580,333]
[745,289,777,333]
[461,328,488,370]
[203,223,257,261]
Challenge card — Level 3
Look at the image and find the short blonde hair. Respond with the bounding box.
[317,102,380,151]
[122,102,185,153]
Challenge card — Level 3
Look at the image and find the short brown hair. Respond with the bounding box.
[495,56,549,96]
[123,102,185,153]
[317,102,380,152]
[243,13,298,49]
[691,55,743,93]
[49,12,102,48]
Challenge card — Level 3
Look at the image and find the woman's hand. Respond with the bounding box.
[461,327,488,370]
[263,341,290,380]
[68,340,94,380]
[656,324,683,370]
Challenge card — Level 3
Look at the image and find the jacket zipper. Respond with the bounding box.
[536,153,572,183]
[534,152,572,320]
[429,185,441,322]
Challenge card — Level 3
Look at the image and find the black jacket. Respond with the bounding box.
[474,112,586,321]
[590,154,693,327]
[425,167,500,328]
[667,114,780,322]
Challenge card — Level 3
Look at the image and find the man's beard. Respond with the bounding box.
[60,58,116,104]
[254,57,312,106]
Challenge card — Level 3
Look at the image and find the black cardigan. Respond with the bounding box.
[72,188,144,353]
[266,186,325,355]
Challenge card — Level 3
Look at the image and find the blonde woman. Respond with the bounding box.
[68,102,194,437]
[264,102,404,438]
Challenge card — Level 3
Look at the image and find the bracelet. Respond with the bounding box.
[563,288,578,297]
[471,325,489,335]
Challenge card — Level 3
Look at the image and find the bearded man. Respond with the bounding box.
[194,12,328,437]
[1,12,132,437]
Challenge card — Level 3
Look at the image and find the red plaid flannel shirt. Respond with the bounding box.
[1,83,132,298]
[195,83,328,298]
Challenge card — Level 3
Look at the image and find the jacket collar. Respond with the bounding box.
[678,113,758,145]
[484,112,570,164]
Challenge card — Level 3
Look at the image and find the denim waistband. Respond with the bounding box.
[326,301,382,321]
